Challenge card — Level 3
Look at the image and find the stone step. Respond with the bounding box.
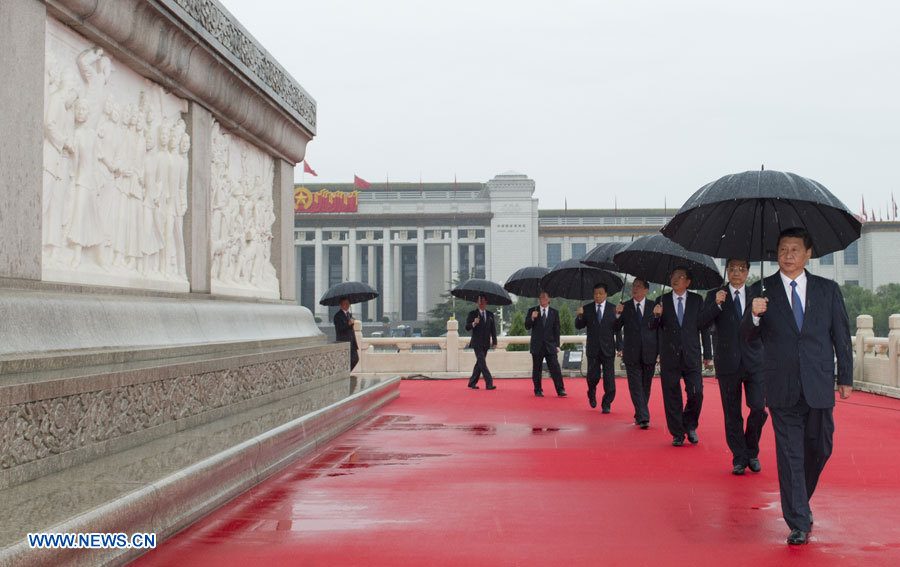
[0,376,399,567]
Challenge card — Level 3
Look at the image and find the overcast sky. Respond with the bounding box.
[220,0,899,216]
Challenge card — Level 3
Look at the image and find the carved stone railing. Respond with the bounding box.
[853,314,900,398]
[352,315,900,399]
[354,318,587,378]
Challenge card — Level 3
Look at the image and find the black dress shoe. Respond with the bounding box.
[672,435,684,447]
[588,390,597,408]
[535,391,544,397]
[601,406,611,414]
[787,529,808,545]
[732,464,746,475]
[485,385,497,390]
[748,458,761,473]
[557,390,567,397]
[468,385,480,389]
[809,511,814,526]
[687,430,699,444]
[639,421,649,430]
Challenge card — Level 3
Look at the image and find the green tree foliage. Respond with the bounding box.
[841,282,900,336]
[558,303,578,351]
[505,311,529,351]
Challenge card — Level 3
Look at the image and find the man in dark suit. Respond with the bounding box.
[524,291,566,397]
[650,267,713,447]
[614,278,658,429]
[464,294,498,390]
[333,298,359,371]
[575,283,621,412]
[742,227,853,545]
[700,259,768,475]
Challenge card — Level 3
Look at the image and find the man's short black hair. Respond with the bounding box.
[726,258,751,270]
[672,266,694,281]
[477,294,487,301]
[778,227,813,251]
[633,278,650,289]
[593,282,608,293]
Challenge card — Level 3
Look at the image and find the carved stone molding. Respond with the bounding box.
[0,348,346,472]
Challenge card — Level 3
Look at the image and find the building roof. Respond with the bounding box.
[539,208,669,217]
[297,182,485,193]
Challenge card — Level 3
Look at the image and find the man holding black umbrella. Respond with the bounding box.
[700,259,768,475]
[333,298,359,371]
[575,283,620,412]
[525,291,566,397]
[650,267,712,447]
[465,294,498,390]
[742,227,853,545]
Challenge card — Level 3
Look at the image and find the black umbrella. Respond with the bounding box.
[319,281,379,306]
[539,259,624,300]
[613,234,723,290]
[451,278,513,306]
[581,241,627,271]
[503,266,551,298]
[661,168,862,261]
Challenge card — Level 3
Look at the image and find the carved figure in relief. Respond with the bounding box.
[67,98,104,267]
[76,47,112,129]
[154,121,172,274]
[140,131,163,272]
[175,133,191,277]
[43,69,78,258]
[97,97,122,268]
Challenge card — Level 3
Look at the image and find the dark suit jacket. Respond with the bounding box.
[740,270,853,409]
[525,306,561,355]
[574,302,622,359]
[649,291,712,371]
[333,310,358,352]
[614,299,658,366]
[699,286,763,376]
[465,308,497,350]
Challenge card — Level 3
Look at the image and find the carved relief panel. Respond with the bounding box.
[210,120,280,299]
[42,18,190,292]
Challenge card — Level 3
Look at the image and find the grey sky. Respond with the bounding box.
[220,0,900,216]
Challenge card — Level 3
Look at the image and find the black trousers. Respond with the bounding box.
[532,350,564,394]
[625,361,654,423]
[717,369,767,466]
[469,347,493,387]
[586,353,616,409]
[770,394,834,532]
[350,348,359,371]
[660,358,703,438]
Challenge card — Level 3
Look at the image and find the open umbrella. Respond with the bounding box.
[613,234,723,290]
[540,259,623,300]
[580,241,627,271]
[319,281,379,306]
[503,266,551,298]
[661,168,861,261]
[452,278,512,306]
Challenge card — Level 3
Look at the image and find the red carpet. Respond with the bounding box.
[132,378,900,566]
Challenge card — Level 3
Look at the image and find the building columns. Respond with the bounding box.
[417,226,426,320]
[382,228,392,321]
[313,227,324,319]
[450,226,459,283]
[348,229,357,282]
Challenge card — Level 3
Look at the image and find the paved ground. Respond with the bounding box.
[132,377,900,566]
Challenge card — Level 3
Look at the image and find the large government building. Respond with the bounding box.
[295,172,900,324]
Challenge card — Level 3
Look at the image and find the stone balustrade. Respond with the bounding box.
[351,315,900,399]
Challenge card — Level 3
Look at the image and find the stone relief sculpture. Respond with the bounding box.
[209,120,279,298]
[42,20,189,291]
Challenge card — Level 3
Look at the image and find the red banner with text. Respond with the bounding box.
[294,187,359,213]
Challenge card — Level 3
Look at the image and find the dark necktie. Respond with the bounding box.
[790,281,804,329]
[636,302,643,321]
[734,290,742,318]
[596,304,603,323]
[676,296,684,326]
[481,311,486,323]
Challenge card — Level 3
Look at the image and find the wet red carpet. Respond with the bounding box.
[132,378,900,566]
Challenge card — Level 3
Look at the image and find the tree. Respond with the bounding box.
[506,311,529,351]
[842,282,900,336]
[424,270,474,337]
[558,303,578,351]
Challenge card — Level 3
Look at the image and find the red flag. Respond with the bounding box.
[861,195,867,221]
[353,175,370,190]
[893,192,897,219]
[454,174,457,196]
[564,197,568,216]
[303,160,317,176]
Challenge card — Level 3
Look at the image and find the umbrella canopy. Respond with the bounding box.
[319,281,379,306]
[661,169,862,261]
[539,259,624,300]
[581,241,627,271]
[613,234,723,290]
[451,278,513,306]
[503,266,551,298]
